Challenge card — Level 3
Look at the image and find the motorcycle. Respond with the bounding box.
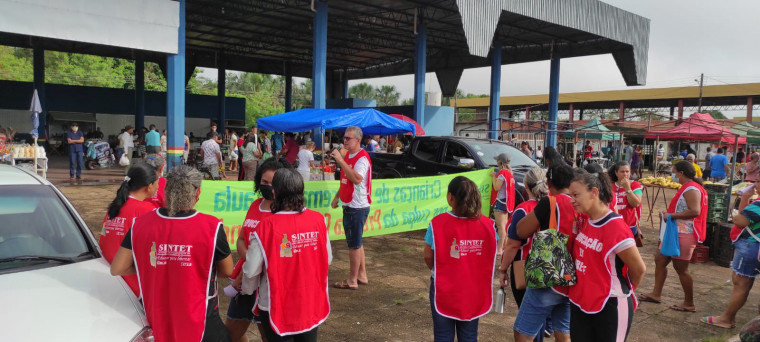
[84,140,115,170]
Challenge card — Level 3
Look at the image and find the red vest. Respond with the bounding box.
[99,197,154,296]
[490,169,516,212]
[667,181,708,243]
[569,213,636,313]
[255,210,330,336]
[612,181,643,228]
[339,149,372,204]
[231,198,273,279]
[131,211,221,342]
[511,199,539,260]
[144,177,166,208]
[431,213,496,320]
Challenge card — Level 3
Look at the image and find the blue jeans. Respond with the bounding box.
[69,150,83,178]
[732,238,760,277]
[343,206,369,249]
[429,281,479,342]
[513,288,571,338]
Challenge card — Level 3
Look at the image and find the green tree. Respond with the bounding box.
[349,82,375,100]
[705,110,727,120]
[401,98,414,106]
[375,85,400,106]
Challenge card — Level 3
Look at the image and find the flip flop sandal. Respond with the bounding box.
[669,305,697,313]
[358,280,369,285]
[637,294,661,304]
[701,316,736,329]
[333,280,358,290]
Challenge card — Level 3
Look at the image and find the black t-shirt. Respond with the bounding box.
[531,196,554,230]
[120,209,231,296]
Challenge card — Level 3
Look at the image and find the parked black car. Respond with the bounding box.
[370,136,539,184]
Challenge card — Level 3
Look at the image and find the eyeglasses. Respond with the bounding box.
[343,136,356,141]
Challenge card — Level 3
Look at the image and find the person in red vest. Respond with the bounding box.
[330,126,372,290]
[99,162,158,297]
[608,161,643,240]
[514,164,577,342]
[110,165,234,342]
[491,153,515,254]
[226,157,291,342]
[703,181,760,328]
[423,176,497,341]
[499,168,550,332]
[143,153,166,209]
[639,161,707,313]
[242,168,331,341]
[568,169,646,341]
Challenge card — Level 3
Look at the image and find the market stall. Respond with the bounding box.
[258,108,416,180]
[561,119,622,167]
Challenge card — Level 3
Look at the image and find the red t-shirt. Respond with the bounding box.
[144,177,166,209]
[284,138,300,164]
[611,181,643,228]
[584,145,593,159]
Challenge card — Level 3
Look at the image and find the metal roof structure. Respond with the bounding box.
[455,83,760,113]
[0,0,650,91]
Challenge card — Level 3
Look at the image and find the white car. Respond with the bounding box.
[0,165,152,341]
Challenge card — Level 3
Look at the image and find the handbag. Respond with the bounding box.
[512,260,527,290]
[524,196,577,288]
[119,153,130,166]
[660,215,681,257]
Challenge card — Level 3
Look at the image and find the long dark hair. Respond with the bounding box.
[271,168,305,213]
[107,163,157,219]
[543,146,564,167]
[674,160,703,186]
[607,160,629,182]
[244,133,257,148]
[547,163,574,190]
[447,176,482,219]
[254,157,292,194]
[573,169,614,204]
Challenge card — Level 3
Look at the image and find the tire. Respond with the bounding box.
[85,160,99,170]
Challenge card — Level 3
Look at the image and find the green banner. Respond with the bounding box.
[196,169,493,250]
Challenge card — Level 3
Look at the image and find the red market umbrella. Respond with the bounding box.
[389,114,425,135]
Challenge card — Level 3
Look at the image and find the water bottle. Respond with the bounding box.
[493,287,505,313]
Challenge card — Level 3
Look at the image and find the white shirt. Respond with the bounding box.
[344,152,370,208]
[201,139,221,165]
[120,132,134,149]
[297,149,314,171]
[160,135,167,152]
[230,133,238,151]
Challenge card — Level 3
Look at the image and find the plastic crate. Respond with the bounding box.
[705,183,731,193]
[707,208,727,223]
[711,223,735,268]
[690,245,709,263]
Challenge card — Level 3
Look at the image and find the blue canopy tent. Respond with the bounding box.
[257,108,416,136]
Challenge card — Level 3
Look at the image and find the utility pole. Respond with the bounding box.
[697,73,704,112]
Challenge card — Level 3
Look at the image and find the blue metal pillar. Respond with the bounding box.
[546,57,561,148]
[414,23,427,128]
[166,0,186,169]
[312,1,327,149]
[135,58,145,132]
[217,66,226,132]
[33,48,46,140]
[342,71,349,99]
[489,42,502,140]
[285,62,293,112]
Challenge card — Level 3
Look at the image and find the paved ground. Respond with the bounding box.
[48,156,760,342]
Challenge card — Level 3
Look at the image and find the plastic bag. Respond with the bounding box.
[119,154,130,167]
[660,215,681,257]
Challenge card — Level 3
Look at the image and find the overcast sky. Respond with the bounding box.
[202,1,760,117]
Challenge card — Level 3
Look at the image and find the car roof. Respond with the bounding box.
[0,164,47,186]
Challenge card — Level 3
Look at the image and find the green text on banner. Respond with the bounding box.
[195,169,493,250]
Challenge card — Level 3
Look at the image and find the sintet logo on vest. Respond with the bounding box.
[152,242,194,266]
[281,231,320,257]
[450,238,484,257]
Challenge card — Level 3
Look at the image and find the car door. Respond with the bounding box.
[439,141,477,175]
[407,139,444,177]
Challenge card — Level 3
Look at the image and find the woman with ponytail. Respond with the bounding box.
[568,169,645,341]
[639,161,707,313]
[424,176,497,341]
[99,162,158,296]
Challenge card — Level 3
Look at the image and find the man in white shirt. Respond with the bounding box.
[200,132,222,179]
[297,142,316,181]
[331,126,372,290]
[229,130,238,172]
[120,125,135,174]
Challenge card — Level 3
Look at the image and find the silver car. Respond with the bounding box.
[0,165,152,341]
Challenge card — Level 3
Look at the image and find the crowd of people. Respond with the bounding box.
[85,122,760,341]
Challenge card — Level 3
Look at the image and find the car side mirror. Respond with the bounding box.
[458,158,475,169]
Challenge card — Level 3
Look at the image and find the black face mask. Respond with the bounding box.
[260,184,274,200]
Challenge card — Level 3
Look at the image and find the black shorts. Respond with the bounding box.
[226,293,259,322]
[258,310,319,342]
[570,296,634,342]
[203,296,232,342]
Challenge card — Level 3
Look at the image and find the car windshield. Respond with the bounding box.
[464,140,538,168]
[0,185,90,271]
